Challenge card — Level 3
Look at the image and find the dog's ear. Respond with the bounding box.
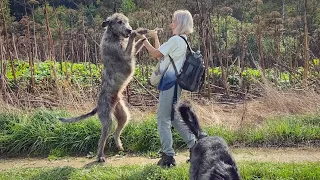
[102,18,110,28]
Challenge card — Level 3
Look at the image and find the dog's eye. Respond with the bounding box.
[117,21,122,24]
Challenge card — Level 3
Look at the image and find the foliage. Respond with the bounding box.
[5,60,315,91]
[0,0,12,24]
[121,0,136,14]
[212,15,254,49]
[5,60,102,88]
[1,0,319,95]
[3,0,319,68]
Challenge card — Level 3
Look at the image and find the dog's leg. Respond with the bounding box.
[111,94,120,108]
[113,99,130,151]
[134,38,145,55]
[97,110,112,162]
[125,33,136,53]
[96,90,114,162]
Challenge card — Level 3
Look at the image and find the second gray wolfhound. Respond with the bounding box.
[59,13,146,162]
[179,102,241,180]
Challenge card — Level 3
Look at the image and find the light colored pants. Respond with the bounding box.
[157,85,195,156]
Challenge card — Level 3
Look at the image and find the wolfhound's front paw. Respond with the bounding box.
[130,32,137,38]
[97,156,106,162]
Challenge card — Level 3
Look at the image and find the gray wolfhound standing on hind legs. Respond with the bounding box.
[59,13,147,162]
[178,102,241,180]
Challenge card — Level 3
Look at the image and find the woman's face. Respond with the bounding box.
[170,15,178,34]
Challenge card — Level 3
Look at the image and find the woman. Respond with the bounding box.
[136,10,196,167]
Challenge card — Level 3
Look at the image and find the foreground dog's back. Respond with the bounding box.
[179,103,241,180]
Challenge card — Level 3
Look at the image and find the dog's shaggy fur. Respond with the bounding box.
[58,13,145,162]
[179,102,241,180]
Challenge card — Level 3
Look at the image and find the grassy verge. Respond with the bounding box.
[0,162,319,180]
[0,110,319,157]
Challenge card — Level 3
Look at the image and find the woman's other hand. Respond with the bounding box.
[149,28,163,39]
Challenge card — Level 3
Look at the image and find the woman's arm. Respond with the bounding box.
[135,30,164,59]
[149,30,160,49]
[142,39,163,59]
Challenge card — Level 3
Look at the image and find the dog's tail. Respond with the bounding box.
[59,107,97,123]
[178,102,206,139]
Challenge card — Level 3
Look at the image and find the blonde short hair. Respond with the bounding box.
[173,10,194,35]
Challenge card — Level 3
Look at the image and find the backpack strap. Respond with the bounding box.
[179,35,192,52]
[171,82,178,121]
[198,70,206,92]
[169,55,179,76]
[168,35,190,77]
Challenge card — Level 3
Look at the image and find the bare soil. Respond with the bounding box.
[0,147,319,170]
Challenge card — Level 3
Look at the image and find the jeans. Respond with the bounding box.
[157,84,195,156]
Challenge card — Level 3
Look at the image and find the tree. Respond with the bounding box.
[252,0,265,73]
[1,0,17,85]
[264,11,284,86]
[303,0,309,88]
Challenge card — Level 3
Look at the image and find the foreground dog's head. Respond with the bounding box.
[178,102,241,180]
[102,13,132,38]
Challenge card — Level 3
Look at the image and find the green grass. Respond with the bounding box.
[0,110,319,157]
[0,162,319,180]
[239,115,320,146]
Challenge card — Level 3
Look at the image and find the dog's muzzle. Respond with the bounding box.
[126,29,132,34]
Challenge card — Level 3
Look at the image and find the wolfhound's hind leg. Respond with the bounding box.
[113,99,130,151]
[97,102,113,162]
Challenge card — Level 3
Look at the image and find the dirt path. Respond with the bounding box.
[1,147,319,170]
